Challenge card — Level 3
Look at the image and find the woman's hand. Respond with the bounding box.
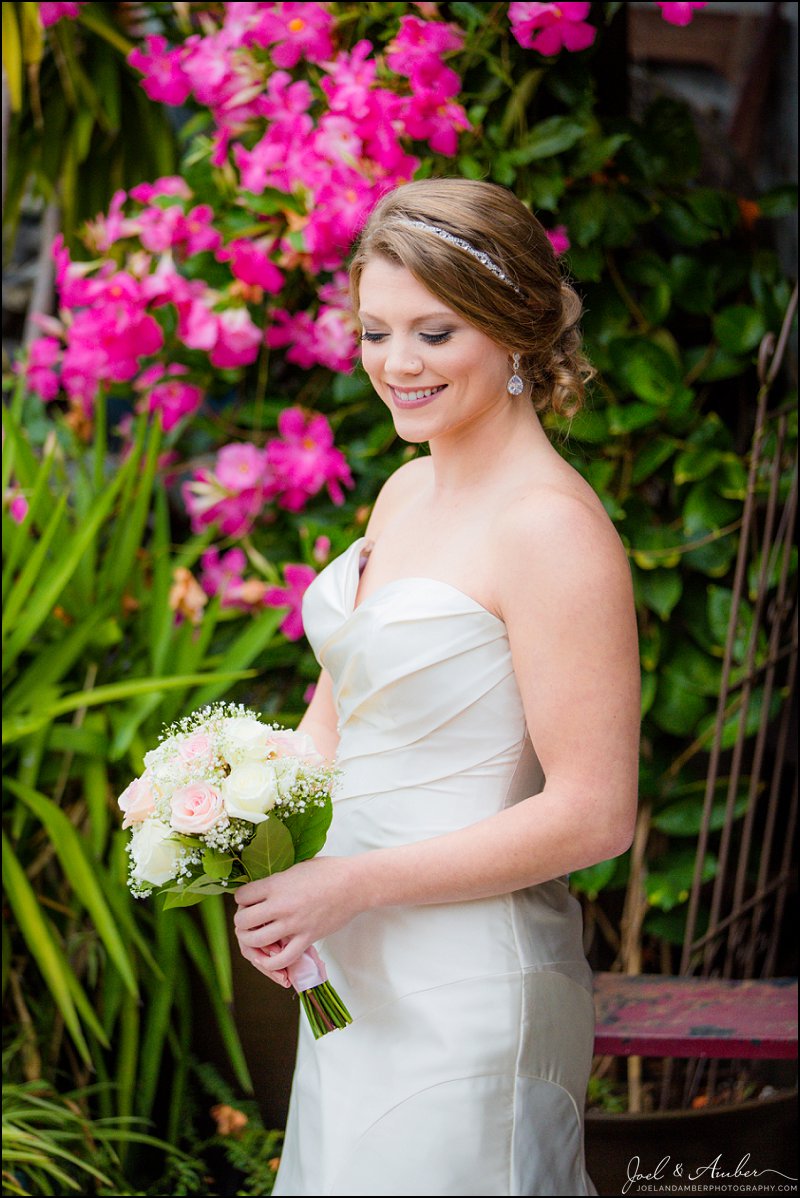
[232,856,360,983]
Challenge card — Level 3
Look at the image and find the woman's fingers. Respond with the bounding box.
[239,943,292,988]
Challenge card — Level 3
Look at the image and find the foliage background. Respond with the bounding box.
[2,1,797,1191]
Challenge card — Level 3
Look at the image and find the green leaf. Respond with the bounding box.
[202,848,234,880]
[3,670,256,742]
[646,849,717,911]
[652,792,749,836]
[177,915,253,1093]
[511,115,587,163]
[674,447,724,485]
[199,895,233,1005]
[637,570,683,621]
[608,402,661,434]
[240,815,295,880]
[2,833,91,1065]
[5,779,138,996]
[609,338,682,406]
[569,857,620,900]
[707,586,755,661]
[189,606,284,709]
[630,436,677,484]
[757,184,798,218]
[281,794,333,863]
[649,669,709,737]
[712,305,766,355]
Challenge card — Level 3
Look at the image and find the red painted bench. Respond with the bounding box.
[593,973,798,1059]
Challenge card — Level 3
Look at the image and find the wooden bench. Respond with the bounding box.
[593,973,798,1060]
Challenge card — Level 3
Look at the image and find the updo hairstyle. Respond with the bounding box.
[349,178,594,417]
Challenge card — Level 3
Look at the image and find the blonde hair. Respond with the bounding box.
[349,178,594,417]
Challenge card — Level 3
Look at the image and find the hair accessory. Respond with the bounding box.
[402,219,523,295]
[507,352,524,396]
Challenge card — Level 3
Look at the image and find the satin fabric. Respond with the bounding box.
[273,537,598,1197]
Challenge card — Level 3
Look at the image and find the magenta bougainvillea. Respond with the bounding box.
[24,0,710,640]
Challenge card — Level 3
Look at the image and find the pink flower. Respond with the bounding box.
[267,306,357,373]
[25,336,61,401]
[399,91,471,156]
[177,732,216,768]
[656,2,707,25]
[252,2,335,69]
[39,2,85,26]
[546,225,571,256]
[266,407,354,511]
[385,16,465,79]
[118,776,156,829]
[217,240,284,292]
[210,308,263,369]
[312,535,331,564]
[83,190,139,253]
[182,444,276,539]
[508,3,596,55]
[178,299,219,351]
[215,443,268,492]
[170,782,224,834]
[129,35,192,105]
[8,491,28,524]
[263,564,318,641]
[200,546,248,605]
[129,176,192,204]
[180,205,222,256]
[147,373,204,431]
[264,729,323,764]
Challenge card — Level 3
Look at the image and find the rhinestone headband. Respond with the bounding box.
[402,219,523,295]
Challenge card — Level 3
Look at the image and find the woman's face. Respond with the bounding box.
[357,257,512,443]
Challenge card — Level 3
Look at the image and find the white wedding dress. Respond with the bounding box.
[273,536,598,1197]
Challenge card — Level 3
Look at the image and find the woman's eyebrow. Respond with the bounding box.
[357,311,457,326]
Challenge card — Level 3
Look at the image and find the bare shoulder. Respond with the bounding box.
[363,455,433,538]
[494,481,633,615]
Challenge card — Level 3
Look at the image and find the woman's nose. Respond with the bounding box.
[383,338,423,376]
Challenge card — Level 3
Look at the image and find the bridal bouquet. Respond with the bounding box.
[117,702,351,1038]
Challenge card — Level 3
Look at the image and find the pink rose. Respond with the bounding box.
[170,782,224,834]
[265,730,323,764]
[177,731,215,767]
[118,776,156,829]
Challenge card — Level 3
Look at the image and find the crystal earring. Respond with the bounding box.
[507,352,524,396]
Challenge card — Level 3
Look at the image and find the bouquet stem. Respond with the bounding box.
[298,981,353,1039]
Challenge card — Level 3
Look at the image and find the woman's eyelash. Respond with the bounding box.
[359,332,453,345]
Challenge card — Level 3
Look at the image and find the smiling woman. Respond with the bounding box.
[232,177,640,1197]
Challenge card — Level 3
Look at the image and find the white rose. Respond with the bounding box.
[222,716,273,764]
[129,819,184,887]
[222,762,279,824]
[274,757,300,795]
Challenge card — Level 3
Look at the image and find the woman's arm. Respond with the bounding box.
[234,488,640,974]
[297,667,340,763]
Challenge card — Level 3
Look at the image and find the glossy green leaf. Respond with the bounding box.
[652,792,749,836]
[281,793,334,863]
[240,815,295,879]
[646,850,717,911]
[609,338,682,406]
[713,306,766,355]
[569,857,620,900]
[637,569,682,621]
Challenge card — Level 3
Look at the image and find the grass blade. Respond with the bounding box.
[2,833,91,1065]
[6,779,138,997]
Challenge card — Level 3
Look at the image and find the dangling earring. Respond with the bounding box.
[507,352,524,395]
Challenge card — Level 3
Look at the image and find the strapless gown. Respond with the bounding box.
[273,536,598,1197]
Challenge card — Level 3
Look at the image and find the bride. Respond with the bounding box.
[233,177,640,1197]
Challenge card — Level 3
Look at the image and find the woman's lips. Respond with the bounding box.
[389,384,447,409]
